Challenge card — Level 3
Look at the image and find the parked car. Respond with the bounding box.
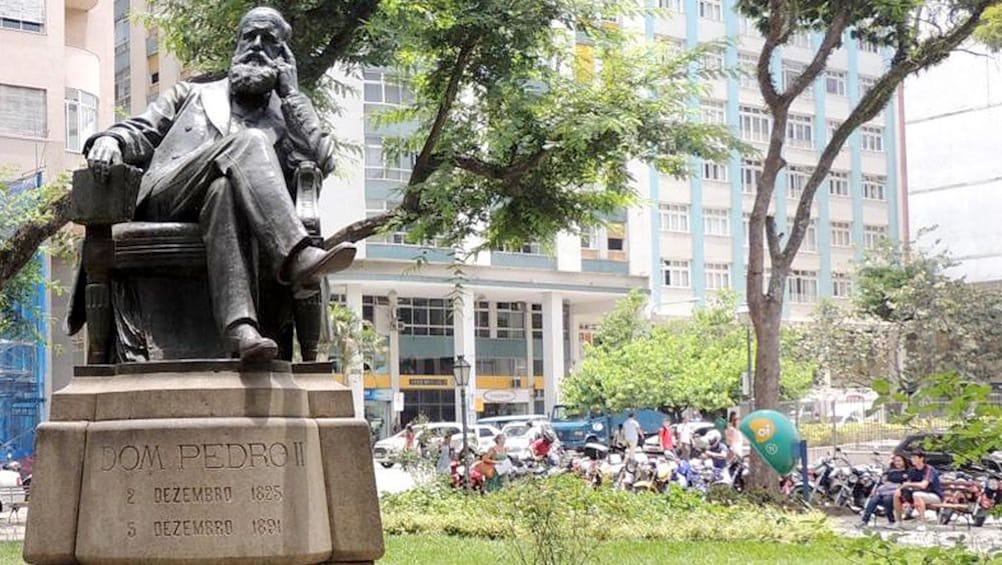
[503,421,560,461]
[478,415,548,429]
[373,422,462,468]
[894,433,1002,472]
[450,424,503,455]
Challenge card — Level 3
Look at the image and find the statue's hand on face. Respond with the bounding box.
[87,136,123,183]
[274,42,299,98]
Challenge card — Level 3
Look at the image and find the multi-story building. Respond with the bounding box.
[0,0,114,456]
[103,3,904,437]
[320,6,904,436]
[113,0,183,116]
[905,47,1002,285]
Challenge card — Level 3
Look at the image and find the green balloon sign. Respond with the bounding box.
[739,410,800,475]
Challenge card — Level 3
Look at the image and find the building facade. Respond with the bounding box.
[905,48,1002,285]
[100,1,904,437]
[320,3,904,436]
[0,0,114,457]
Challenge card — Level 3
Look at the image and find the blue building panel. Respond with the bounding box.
[581,259,629,275]
[490,252,557,270]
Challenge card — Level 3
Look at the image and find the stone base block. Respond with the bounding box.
[23,363,384,565]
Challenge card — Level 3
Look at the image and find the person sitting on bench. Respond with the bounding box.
[894,450,943,528]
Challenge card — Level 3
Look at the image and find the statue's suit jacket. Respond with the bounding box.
[67,78,334,336]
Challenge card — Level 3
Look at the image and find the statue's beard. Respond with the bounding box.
[229,61,278,96]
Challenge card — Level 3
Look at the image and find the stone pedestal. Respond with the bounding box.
[23,361,384,565]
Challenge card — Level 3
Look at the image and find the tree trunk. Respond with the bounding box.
[747,299,783,492]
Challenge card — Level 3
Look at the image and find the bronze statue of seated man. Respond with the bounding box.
[81,7,350,362]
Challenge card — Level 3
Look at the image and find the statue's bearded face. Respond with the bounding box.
[229,21,283,96]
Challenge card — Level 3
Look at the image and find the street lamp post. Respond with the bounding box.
[453,355,472,491]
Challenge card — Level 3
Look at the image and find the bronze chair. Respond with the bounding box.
[69,163,324,364]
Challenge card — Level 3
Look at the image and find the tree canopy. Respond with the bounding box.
[800,240,1002,391]
[563,290,815,414]
[142,0,741,254]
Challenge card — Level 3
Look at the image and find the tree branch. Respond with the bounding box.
[780,2,994,264]
[299,0,381,86]
[779,11,849,103]
[756,0,785,107]
[323,210,395,249]
[451,155,506,179]
[765,214,782,263]
[0,192,71,290]
[403,41,476,211]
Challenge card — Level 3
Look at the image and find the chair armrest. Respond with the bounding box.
[69,164,143,226]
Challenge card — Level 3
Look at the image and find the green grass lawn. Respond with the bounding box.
[4,535,997,564]
[382,535,861,565]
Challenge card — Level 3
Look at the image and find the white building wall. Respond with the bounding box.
[905,49,1002,283]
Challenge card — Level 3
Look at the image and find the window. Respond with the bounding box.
[496,302,526,339]
[861,126,884,152]
[702,100,726,124]
[580,227,599,250]
[364,135,414,181]
[698,0,722,21]
[660,203,690,233]
[789,32,811,49]
[703,208,730,236]
[862,175,886,200]
[65,89,98,153]
[739,16,757,36]
[739,105,770,143]
[702,51,725,74]
[863,225,887,249]
[831,221,853,247]
[365,199,410,244]
[658,0,684,11]
[786,114,813,148]
[363,69,414,106]
[788,270,819,303]
[114,17,130,47]
[832,273,853,298]
[475,301,490,338]
[859,75,877,98]
[0,0,45,32]
[741,159,762,194]
[787,166,811,200]
[825,71,847,96]
[504,242,544,255]
[396,298,454,336]
[531,304,542,339]
[606,223,625,252]
[150,72,159,85]
[858,39,880,54]
[739,52,758,89]
[742,213,751,247]
[662,260,691,288]
[705,263,731,290]
[0,84,46,138]
[804,219,817,251]
[782,61,809,96]
[703,161,728,182]
[828,170,850,197]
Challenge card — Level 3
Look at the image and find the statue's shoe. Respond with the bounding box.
[224,323,278,363]
[286,242,357,298]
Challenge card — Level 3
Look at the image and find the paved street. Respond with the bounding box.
[832,515,1002,552]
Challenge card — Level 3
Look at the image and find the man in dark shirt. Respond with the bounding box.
[894,450,943,527]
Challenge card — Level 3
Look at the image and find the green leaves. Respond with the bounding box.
[147,0,741,252]
[564,290,815,413]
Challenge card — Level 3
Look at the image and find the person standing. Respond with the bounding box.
[480,434,508,492]
[679,416,693,460]
[894,450,943,529]
[404,424,416,452]
[623,412,642,460]
[725,413,745,461]
[860,454,908,528]
[658,417,675,455]
[437,432,455,475]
